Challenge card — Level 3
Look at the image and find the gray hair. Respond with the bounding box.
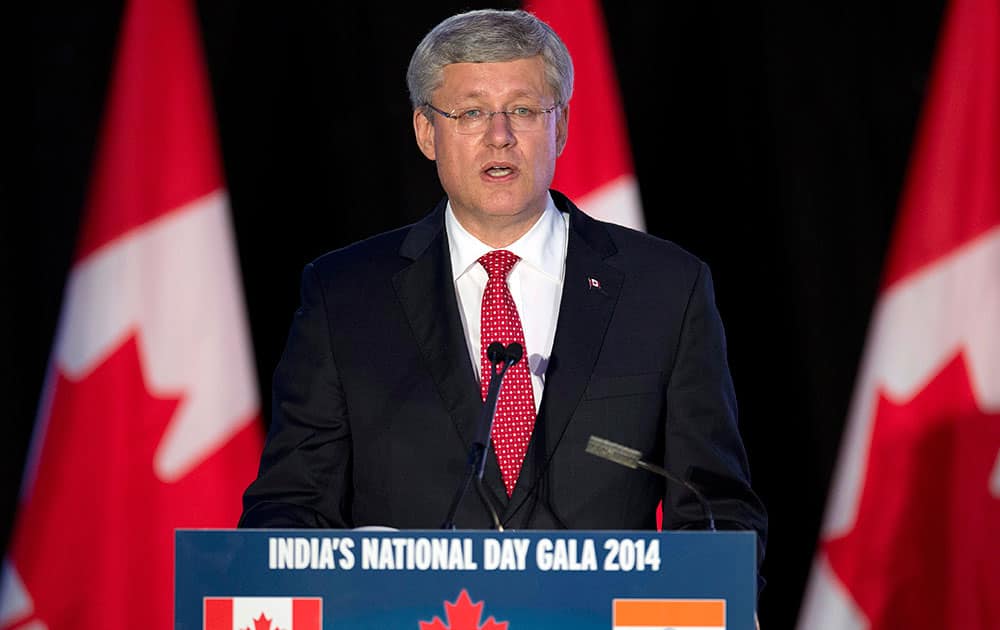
[406,9,574,111]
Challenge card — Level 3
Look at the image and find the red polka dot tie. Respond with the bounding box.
[479,250,536,497]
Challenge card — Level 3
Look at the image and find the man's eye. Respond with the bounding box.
[459,109,482,120]
[510,106,534,117]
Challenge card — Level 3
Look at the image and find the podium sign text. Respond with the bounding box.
[176,529,755,629]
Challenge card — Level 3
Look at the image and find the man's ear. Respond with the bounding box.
[413,108,437,160]
[555,103,569,156]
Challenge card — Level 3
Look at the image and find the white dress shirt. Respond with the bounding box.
[445,195,569,413]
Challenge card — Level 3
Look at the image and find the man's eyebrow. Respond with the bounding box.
[451,89,544,102]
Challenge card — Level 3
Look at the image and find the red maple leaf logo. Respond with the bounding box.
[419,590,509,630]
[5,335,262,629]
[242,611,284,630]
[824,352,1000,628]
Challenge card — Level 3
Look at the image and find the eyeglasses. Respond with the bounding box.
[423,102,560,135]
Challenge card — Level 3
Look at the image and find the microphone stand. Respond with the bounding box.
[585,435,716,531]
[441,342,521,531]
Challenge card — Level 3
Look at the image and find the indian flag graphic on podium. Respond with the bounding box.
[613,598,726,630]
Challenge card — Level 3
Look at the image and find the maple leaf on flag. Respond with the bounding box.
[823,352,1000,628]
[5,335,261,628]
[243,611,283,630]
[419,590,509,630]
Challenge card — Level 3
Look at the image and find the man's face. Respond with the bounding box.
[413,56,568,233]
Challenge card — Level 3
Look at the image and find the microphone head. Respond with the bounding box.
[585,435,641,469]
[486,341,506,365]
[586,435,717,531]
[504,342,524,364]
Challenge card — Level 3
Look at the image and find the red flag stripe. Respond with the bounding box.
[205,598,234,630]
[881,0,1000,289]
[76,0,224,261]
[293,598,322,630]
[525,0,635,201]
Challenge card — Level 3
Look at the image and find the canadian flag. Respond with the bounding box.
[0,0,263,628]
[205,597,322,630]
[798,0,1000,627]
[525,0,645,232]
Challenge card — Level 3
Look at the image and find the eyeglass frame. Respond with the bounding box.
[422,101,561,134]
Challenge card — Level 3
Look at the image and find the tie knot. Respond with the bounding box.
[478,250,520,279]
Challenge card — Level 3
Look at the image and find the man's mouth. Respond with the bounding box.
[483,164,516,178]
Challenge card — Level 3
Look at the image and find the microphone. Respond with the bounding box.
[472,343,519,459]
[442,342,523,531]
[503,342,523,364]
[585,435,716,531]
[486,341,506,365]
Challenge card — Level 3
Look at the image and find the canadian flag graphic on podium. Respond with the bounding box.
[0,0,264,628]
[205,598,322,630]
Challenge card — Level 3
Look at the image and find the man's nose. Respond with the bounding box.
[484,111,515,146]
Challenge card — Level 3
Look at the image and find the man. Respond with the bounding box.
[240,8,766,583]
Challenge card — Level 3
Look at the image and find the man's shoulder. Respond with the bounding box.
[553,189,706,278]
[607,221,702,264]
[308,214,440,279]
[577,212,707,282]
[312,226,406,268]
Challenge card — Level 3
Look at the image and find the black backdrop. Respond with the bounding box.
[2,2,947,627]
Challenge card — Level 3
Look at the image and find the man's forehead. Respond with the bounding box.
[436,58,550,97]
[448,87,543,100]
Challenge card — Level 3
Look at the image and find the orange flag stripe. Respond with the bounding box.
[613,598,726,626]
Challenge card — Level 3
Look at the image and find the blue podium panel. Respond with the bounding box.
[176,529,755,630]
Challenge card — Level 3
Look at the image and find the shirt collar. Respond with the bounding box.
[445,193,566,282]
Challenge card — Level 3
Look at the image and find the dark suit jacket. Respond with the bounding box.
[240,191,767,578]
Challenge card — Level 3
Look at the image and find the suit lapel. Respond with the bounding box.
[392,202,508,506]
[506,194,624,520]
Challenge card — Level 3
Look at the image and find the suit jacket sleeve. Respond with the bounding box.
[663,261,768,583]
[239,262,353,528]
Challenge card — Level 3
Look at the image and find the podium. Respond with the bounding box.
[176,529,756,629]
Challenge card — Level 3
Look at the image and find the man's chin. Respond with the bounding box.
[477,193,547,220]
[479,206,545,226]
